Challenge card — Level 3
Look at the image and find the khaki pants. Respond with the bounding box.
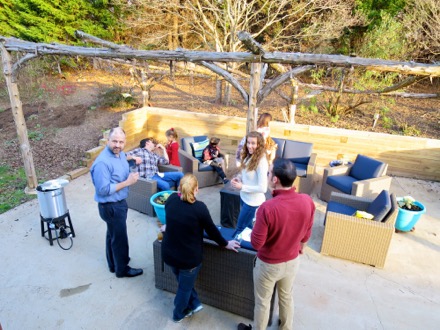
[253,257,300,330]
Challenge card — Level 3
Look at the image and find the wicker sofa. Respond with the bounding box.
[153,227,275,322]
[272,138,317,194]
[126,164,182,216]
[320,191,398,268]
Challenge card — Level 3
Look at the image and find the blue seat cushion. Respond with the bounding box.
[282,140,312,165]
[326,175,357,194]
[293,162,307,177]
[350,154,386,181]
[366,190,391,222]
[198,162,215,172]
[327,201,357,216]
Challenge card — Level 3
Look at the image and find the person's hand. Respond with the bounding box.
[126,172,139,185]
[134,156,142,165]
[155,143,165,150]
[160,224,166,232]
[225,239,241,252]
[231,177,242,190]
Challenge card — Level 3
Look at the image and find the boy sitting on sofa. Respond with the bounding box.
[202,137,229,184]
[127,137,183,191]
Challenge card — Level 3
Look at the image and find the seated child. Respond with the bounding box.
[202,137,229,184]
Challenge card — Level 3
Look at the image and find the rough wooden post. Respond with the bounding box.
[290,77,299,124]
[0,45,38,192]
[247,62,263,133]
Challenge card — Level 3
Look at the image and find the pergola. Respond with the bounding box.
[1,31,439,191]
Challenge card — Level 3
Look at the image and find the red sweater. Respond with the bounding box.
[166,141,180,166]
[251,188,315,263]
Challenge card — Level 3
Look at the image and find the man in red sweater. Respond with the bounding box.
[239,158,315,330]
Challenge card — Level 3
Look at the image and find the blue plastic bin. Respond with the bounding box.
[395,200,426,232]
[150,191,175,224]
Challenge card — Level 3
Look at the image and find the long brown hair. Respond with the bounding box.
[179,173,198,204]
[257,113,272,128]
[240,131,266,172]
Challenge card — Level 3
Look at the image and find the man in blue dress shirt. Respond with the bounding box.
[90,127,143,278]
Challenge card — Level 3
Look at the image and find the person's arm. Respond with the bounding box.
[300,199,316,253]
[250,205,268,250]
[201,203,240,252]
[126,148,143,165]
[92,162,139,197]
[154,145,169,165]
[241,157,268,193]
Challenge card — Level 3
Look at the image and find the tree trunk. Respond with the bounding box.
[215,79,222,103]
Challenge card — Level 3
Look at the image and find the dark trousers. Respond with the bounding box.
[213,165,226,180]
[170,264,202,321]
[98,200,129,275]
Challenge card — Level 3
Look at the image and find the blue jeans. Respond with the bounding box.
[98,200,130,275]
[170,264,202,320]
[234,200,258,237]
[152,172,184,191]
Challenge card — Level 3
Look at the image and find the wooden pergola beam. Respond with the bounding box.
[1,35,439,77]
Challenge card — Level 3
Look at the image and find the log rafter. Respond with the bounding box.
[1,33,439,77]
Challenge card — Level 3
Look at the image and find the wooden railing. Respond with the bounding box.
[84,106,440,181]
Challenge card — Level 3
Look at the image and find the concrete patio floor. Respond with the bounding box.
[0,168,439,330]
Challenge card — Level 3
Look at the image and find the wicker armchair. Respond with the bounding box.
[320,154,392,202]
[272,138,317,194]
[126,164,182,216]
[179,136,229,188]
[321,192,398,268]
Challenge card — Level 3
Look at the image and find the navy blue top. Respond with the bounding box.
[161,193,228,269]
[90,146,129,203]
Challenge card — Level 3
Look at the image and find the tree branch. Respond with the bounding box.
[199,61,249,104]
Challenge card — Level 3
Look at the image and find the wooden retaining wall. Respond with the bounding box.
[84,106,440,182]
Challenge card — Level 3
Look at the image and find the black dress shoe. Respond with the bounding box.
[116,267,143,278]
[109,268,115,273]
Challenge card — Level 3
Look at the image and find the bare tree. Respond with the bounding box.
[403,0,440,62]
[114,0,367,103]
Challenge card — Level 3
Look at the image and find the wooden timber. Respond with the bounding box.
[86,107,440,182]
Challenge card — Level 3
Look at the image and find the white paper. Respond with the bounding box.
[238,227,252,242]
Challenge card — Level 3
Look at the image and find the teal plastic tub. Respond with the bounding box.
[395,200,426,232]
[150,191,175,224]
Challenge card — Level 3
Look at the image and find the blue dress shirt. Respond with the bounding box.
[91,146,130,203]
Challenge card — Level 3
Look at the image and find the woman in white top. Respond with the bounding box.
[235,113,277,167]
[231,131,268,236]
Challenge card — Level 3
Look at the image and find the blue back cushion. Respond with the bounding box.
[326,175,358,194]
[180,136,208,161]
[350,154,386,181]
[272,138,286,159]
[282,140,312,165]
[366,190,391,222]
[191,139,209,161]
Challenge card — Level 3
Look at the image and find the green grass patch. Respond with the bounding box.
[0,165,36,214]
